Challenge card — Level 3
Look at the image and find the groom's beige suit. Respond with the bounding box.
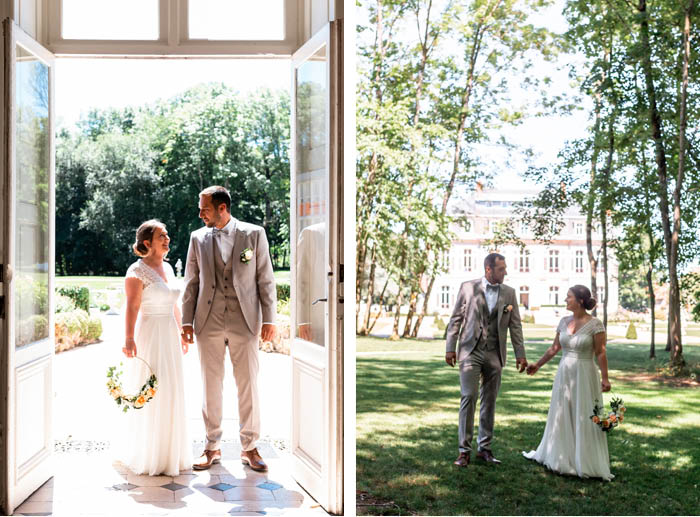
[446,278,525,454]
[182,218,276,452]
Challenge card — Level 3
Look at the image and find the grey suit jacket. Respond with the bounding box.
[445,278,525,367]
[181,218,277,335]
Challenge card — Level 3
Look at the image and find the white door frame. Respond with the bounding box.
[0,18,56,515]
[289,20,343,515]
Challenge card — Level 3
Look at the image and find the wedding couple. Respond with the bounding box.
[446,252,614,481]
[115,185,277,476]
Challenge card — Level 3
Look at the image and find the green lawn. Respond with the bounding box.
[357,337,700,515]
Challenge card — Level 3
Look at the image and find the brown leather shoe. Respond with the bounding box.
[454,452,470,467]
[476,449,502,464]
[193,449,221,470]
[241,448,268,472]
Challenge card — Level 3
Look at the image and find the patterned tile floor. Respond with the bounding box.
[12,442,328,516]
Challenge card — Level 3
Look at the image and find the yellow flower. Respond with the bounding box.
[147,388,156,398]
[609,414,617,423]
[134,395,146,408]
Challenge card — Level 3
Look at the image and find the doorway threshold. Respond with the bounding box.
[12,440,327,516]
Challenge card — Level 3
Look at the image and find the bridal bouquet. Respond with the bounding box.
[590,396,626,433]
[106,357,158,413]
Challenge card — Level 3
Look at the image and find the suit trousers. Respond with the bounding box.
[458,342,503,454]
[196,297,260,452]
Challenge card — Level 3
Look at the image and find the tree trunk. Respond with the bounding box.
[411,15,488,337]
[647,266,656,358]
[637,0,682,364]
[390,277,405,341]
[402,289,419,337]
[358,245,378,336]
[368,278,390,334]
[412,275,437,338]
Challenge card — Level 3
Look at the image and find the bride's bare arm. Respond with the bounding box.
[124,276,143,358]
[593,331,611,391]
[174,303,188,354]
[527,333,562,375]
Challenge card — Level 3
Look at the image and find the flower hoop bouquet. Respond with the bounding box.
[590,396,626,433]
[106,356,158,412]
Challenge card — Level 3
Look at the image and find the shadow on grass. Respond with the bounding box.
[357,338,700,515]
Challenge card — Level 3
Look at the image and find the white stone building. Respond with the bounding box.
[429,188,619,317]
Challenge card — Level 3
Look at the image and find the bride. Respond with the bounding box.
[113,219,192,475]
[522,285,614,481]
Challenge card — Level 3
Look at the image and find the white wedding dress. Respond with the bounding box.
[523,316,614,481]
[113,259,192,475]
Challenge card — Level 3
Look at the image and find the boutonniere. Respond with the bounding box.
[240,247,254,263]
[503,304,513,314]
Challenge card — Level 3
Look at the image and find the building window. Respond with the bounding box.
[442,250,451,272]
[519,286,530,309]
[519,219,529,235]
[598,287,605,304]
[575,250,584,273]
[62,0,160,40]
[441,286,450,309]
[575,222,584,235]
[484,219,490,233]
[519,249,530,272]
[548,250,560,273]
[549,286,559,305]
[463,249,472,272]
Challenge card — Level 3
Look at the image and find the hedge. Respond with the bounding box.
[57,285,90,312]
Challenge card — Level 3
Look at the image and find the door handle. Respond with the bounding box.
[312,298,328,305]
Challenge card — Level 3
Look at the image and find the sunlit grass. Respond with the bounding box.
[357,336,700,515]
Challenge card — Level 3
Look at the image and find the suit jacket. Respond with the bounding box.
[445,278,525,367]
[181,218,277,335]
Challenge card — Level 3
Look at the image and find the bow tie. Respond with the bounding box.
[486,284,499,291]
[212,227,229,236]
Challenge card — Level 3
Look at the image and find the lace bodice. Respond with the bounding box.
[125,260,181,315]
[557,316,605,359]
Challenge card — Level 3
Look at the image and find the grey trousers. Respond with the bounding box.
[196,298,260,452]
[458,343,503,454]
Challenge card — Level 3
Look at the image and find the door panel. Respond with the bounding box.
[290,20,342,514]
[1,19,55,514]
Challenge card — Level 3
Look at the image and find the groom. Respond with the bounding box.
[445,252,527,467]
[181,185,277,472]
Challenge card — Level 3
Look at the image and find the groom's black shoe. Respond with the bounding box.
[193,449,221,470]
[476,450,502,464]
[453,452,470,467]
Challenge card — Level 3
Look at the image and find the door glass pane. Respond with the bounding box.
[62,0,159,40]
[189,0,284,40]
[295,45,327,347]
[15,46,50,347]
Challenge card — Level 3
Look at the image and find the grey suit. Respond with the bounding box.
[182,219,277,451]
[446,278,525,454]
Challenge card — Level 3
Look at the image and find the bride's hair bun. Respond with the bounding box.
[570,284,597,311]
[133,219,165,257]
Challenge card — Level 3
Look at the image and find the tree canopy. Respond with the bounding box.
[57,84,290,275]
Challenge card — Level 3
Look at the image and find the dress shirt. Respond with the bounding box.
[481,276,500,313]
[214,217,235,263]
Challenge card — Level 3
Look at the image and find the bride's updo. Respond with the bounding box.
[133,219,165,257]
[570,284,597,311]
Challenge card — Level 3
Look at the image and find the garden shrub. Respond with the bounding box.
[57,286,90,312]
[521,313,535,324]
[276,283,290,302]
[434,315,447,331]
[86,316,103,342]
[55,294,75,313]
[55,309,93,352]
[626,322,638,340]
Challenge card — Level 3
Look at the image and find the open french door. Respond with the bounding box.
[290,21,343,515]
[0,19,55,515]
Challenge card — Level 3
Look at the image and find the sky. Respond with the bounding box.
[55,58,290,129]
